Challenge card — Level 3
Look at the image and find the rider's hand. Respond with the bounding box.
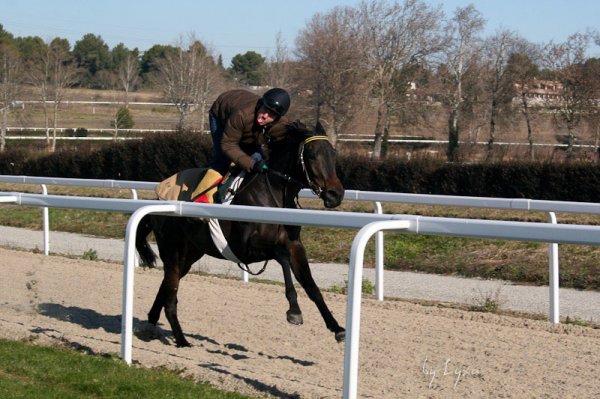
[252,160,268,174]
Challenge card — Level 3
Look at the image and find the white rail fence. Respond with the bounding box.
[6,132,599,149]
[2,191,600,399]
[3,174,600,324]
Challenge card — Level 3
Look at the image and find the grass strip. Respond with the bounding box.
[0,339,253,399]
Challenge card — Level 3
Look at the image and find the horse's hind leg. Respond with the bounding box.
[275,247,303,325]
[135,215,157,267]
[149,232,203,347]
[148,279,168,325]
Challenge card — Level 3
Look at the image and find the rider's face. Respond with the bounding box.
[256,106,277,126]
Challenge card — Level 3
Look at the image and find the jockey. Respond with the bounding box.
[208,88,291,175]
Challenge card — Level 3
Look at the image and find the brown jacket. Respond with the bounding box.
[209,89,289,171]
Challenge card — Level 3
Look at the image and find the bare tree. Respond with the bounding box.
[27,40,51,149]
[504,46,541,160]
[266,32,291,88]
[118,52,139,107]
[48,39,78,152]
[156,34,218,131]
[0,43,22,152]
[28,38,77,151]
[481,29,519,156]
[296,6,368,146]
[439,4,485,161]
[543,32,596,159]
[356,0,443,159]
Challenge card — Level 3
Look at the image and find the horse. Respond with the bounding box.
[135,121,346,347]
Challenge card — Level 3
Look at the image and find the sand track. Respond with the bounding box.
[1,247,599,398]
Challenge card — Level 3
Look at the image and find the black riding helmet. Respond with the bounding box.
[261,88,291,117]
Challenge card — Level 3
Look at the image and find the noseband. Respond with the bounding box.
[299,135,331,197]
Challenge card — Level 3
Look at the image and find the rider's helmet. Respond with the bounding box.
[261,88,291,117]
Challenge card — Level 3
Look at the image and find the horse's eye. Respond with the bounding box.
[304,151,317,160]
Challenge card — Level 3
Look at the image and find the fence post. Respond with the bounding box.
[41,184,49,256]
[548,212,560,323]
[373,201,384,301]
[343,220,410,399]
[121,203,179,364]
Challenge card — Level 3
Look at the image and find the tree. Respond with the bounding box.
[73,33,111,88]
[296,5,368,146]
[112,44,140,106]
[266,32,291,88]
[139,44,177,86]
[156,35,219,130]
[481,30,529,158]
[356,0,443,159]
[110,106,134,140]
[13,35,45,64]
[543,32,595,159]
[0,39,22,152]
[439,4,485,161]
[230,51,266,86]
[27,39,52,150]
[582,57,600,157]
[505,49,541,160]
[50,39,78,152]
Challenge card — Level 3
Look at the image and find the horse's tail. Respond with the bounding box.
[136,215,157,268]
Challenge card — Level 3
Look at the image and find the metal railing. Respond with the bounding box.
[3,174,600,324]
[3,191,600,399]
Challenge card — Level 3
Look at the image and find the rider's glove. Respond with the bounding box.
[251,160,268,174]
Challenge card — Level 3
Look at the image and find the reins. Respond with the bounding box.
[231,135,331,276]
[237,260,268,275]
[228,135,332,203]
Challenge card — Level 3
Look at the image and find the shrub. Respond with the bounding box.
[75,128,88,137]
[111,107,135,129]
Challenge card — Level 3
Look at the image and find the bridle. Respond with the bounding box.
[236,135,333,204]
[298,135,331,197]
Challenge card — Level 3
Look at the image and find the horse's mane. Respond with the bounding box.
[284,120,318,142]
[286,120,312,135]
[263,120,318,172]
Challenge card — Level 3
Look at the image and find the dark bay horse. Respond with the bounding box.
[136,121,346,347]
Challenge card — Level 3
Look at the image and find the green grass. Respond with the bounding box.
[2,184,600,290]
[82,248,98,260]
[329,278,376,295]
[0,339,254,399]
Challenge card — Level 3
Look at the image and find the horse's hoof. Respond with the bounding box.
[286,310,304,325]
[335,330,346,343]
[176,340,192,348]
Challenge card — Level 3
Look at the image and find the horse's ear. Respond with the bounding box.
[315,120,327,136]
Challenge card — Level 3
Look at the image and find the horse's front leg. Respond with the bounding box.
[274,247,303,325]
[287,241,345,342]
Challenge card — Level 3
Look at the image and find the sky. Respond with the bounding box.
[1,0,599,66]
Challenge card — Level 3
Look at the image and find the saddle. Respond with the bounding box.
[155,167,246,265]
[155,167,242,204]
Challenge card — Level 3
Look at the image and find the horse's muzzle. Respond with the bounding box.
[322,186,344,209]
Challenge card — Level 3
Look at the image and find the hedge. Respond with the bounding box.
[1,133,600,202]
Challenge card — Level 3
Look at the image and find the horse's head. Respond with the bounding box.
[286,121,345,208]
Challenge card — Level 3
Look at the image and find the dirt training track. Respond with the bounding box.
[1,247,599,398]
